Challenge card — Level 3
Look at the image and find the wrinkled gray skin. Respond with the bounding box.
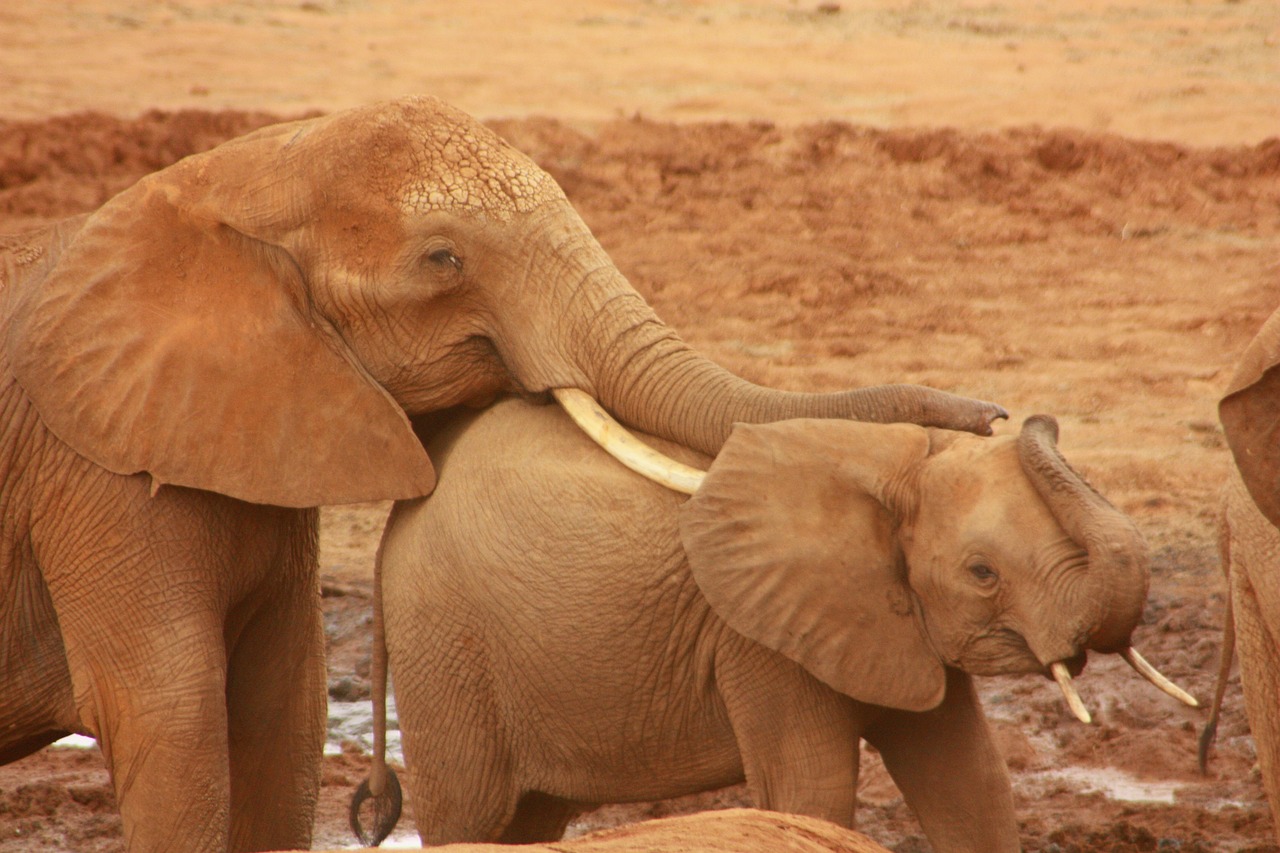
[372,398,1150,852]
[0,96,1006,853]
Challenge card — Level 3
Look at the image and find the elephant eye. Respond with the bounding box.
[425,248,462,272]
[968,562,998,585]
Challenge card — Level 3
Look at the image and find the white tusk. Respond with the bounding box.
[552,388,707,496]
[1121,647,1199,708]
[1051,661,1093,724]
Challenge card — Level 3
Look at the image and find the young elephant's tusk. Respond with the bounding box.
[552,388,707,496]
[1121,647,1199,707]
[1051,661,1093,724]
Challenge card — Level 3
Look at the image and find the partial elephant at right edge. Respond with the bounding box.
[355,397,1197,852]
[1206,306,1280,844]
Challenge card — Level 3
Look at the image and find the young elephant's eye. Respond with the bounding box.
[969,562,998,584]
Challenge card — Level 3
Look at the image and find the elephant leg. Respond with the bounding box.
[1224,473,1280,830]
[33,470,306,853]
[394,645,521,844]
[225,509,325,853]
[50,588,232,853]
[498,791,582,843]
[0,552,79,762]
[1228,549,1280,824]
[406,751,521,845]
[864,668,1017,853]
[716,645,860,826]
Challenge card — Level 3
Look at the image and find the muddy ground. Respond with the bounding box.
[1,2,1278,851]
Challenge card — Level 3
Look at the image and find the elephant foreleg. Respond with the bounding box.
[1230,566,1280,827]
[51,595,233,853]
[865,668,1017,853]
[716,645,860,827]
[225,510,325,852]
[1224,471,1280,835]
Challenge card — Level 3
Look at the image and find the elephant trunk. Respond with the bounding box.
[1016,415,1149,654]
[1016,416,1196,720]
[561,268,1001,458]
[497,204,1003,461]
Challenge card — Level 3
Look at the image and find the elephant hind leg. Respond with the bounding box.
[498,791,582,844]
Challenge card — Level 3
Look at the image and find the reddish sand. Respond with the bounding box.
[1,2,1277,851]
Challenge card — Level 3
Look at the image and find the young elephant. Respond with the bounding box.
[359,398,1192,851]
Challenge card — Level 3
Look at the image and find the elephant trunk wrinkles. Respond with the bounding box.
[571,271,985,458]
[1016,415,1149,655]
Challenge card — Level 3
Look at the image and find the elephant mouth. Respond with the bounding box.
[949,626,1045,677]
[1046,646,1198,725]
[1046,650,1088,680]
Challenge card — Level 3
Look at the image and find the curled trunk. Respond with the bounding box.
[1016,415,1149,654]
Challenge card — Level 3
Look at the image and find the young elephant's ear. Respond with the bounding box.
[1222,308,1280,528]
[7,118,435,508]
[679,419,945,712]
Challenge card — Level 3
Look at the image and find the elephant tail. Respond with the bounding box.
[349,538,403,846]
[1199,494,1237,775]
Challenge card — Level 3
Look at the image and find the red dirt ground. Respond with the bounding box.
[1,2,1277,851]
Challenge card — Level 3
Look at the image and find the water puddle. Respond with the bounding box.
[52,695,403,763]
[1028,766,1180,804]
[325,695,403,762]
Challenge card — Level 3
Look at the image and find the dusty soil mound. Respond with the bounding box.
[0,109,297,232]
[1,109,1278,852]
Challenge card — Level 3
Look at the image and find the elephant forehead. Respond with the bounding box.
[303,96,565,221]
[398,110,562,219]
[400,140,561,219]
[920,435,1027,515]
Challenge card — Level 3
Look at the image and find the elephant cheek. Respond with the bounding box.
[955,629,1047,676]
[391,337,522,415]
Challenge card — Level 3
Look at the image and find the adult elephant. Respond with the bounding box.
[358,398,1195,851]
[0,96,1004,852]
[1210,307,1280,836]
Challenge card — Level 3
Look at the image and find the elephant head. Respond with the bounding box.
[5,96,1004,508]
[677,415,1196,719]
[1220,307,1280,528]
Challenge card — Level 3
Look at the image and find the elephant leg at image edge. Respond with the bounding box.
[1230,562,1280,829]
[225,510,326,852]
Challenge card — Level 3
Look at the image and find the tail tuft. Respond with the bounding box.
[349,767,403,847]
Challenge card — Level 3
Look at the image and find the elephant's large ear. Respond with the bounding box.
[679,420,945,712]
[6,119,435,508]
[1221,308,1280,528]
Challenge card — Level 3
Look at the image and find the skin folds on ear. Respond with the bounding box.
[678,419,946,712]
[1221,308,1280,529]
[6,170,435,508]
